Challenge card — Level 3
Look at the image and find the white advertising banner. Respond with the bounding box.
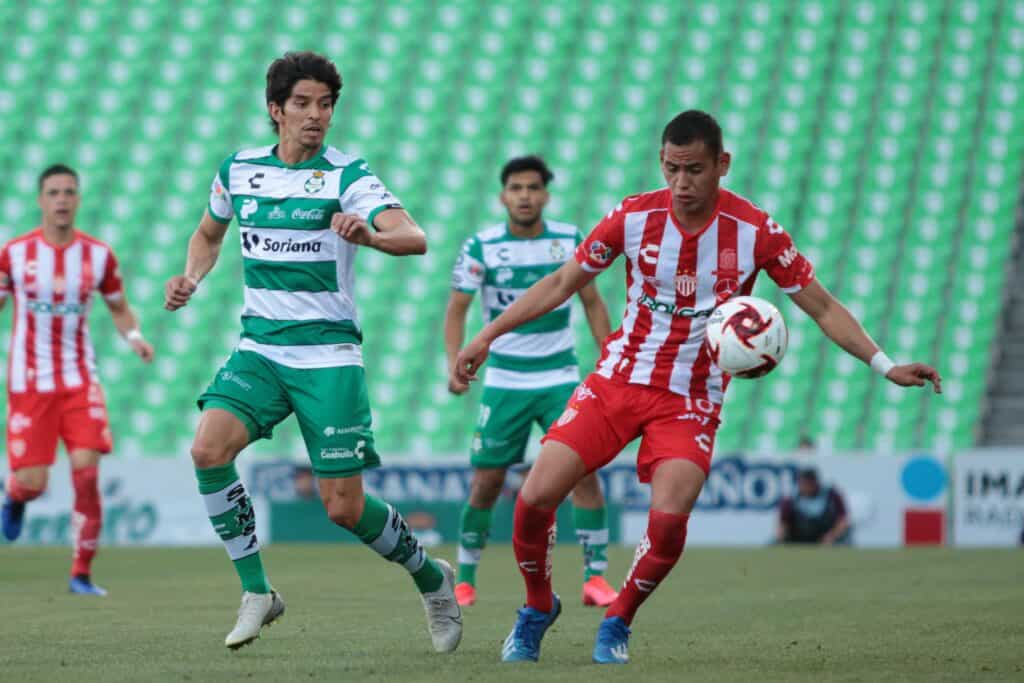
[620,454,949,548]
[952,451,1024,547]
[1,458,220,547]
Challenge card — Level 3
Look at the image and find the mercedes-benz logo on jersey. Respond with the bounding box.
[241,232,260,252]
[304,170,326,193]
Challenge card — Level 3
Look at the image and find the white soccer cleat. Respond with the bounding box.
[420,559,463,653]
[224,590,285,650]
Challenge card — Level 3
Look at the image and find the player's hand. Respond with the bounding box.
[331,212,375,247]
[886,363,942,394]
[454,336,491,385]
[130,338,155,363]
[448,376,470,395]
[164,275,197,311]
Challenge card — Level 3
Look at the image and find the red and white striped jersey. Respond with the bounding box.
[0,229,124,394]
[576,188,814,404]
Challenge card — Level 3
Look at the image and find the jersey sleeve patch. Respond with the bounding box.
[339,171,402,224]
[451,237,485,292]
[209,157,235,223]
[575,201,627,272]
[756,217,815,293]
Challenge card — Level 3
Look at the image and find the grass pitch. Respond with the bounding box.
[0,545,1020,682]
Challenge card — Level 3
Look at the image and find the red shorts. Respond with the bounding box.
[6,383,113,470]
[542,373,721,482]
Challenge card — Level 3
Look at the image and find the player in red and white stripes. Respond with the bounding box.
[0,165,154,596]
[454,111,942,664]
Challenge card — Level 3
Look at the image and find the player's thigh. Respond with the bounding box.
[542,375,635,476]
[520,440,591,509]
[649,459,707,515]
[58,383,112,456]
[285,364,380,479]
[637,406,720,485]
[68,449,101,470]
[469,386,534,469]
[196,350,292,460]
[7,391,60,472]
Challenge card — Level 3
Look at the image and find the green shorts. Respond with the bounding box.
[470,383,577,469]
[198,350,380,478]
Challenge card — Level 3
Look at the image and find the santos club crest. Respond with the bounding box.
[304,170,326,194]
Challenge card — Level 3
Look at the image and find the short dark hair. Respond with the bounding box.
[38,164,79,191]
[500,155,554,187]
[662,110,723,158]
[265,51,343,133]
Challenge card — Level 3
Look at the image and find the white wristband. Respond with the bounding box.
[124,329,144,343]
[870,351,895,377]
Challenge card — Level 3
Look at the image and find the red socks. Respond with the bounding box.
[512,496,557,613]
[70,466,102,577]
[5,474,44,503]
[606,509,689,625]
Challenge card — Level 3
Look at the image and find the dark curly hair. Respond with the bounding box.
[265,51,342,133]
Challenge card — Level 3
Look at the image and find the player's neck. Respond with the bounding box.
[275,138,321,166]
[40,222,75,246]
[507,219,544,238]
[672,193,720,235]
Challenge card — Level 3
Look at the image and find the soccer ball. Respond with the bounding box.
[704,296,788,378]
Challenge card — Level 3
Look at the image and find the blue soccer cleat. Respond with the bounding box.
[501,593,562,662]
[592,616,631,664]
[1,498,25,541]
[69,575,108,597]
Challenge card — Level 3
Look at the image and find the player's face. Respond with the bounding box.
[270,79,334,149]
[38,174,80,230]
[660,141,730,218]
[500,170,549,226]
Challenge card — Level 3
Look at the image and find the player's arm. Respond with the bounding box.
[104,296,154,363]
[331,208,427,256]
[789,278,941,393]
[455,260,597,384]
[164,210,230,311]
[444,291,474,394]
[577,281,612,348]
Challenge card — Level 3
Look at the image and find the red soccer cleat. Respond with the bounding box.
[454,582,477,607]
[582,576,619,607]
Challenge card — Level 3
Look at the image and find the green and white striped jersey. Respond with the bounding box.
[208,144,401,369]
[452,221,583,389]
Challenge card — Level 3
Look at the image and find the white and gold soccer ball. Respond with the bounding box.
[704,295,788,378]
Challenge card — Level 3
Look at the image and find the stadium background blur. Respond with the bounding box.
[0,0,1018,459]
[0,0,1021,461]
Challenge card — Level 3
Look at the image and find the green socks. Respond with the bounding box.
[457,503,493,586]
[353,494,444,593]
[573,505,610,580]
[196,463,272,594]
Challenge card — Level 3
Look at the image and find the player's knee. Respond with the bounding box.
[15,469,49,493]
[190,440,235,469]
[469,469,505,508]
[322,494,362,530]
[571,474,604,506]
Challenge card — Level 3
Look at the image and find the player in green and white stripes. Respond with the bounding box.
[444,156,620,608]
[164,52,461,653]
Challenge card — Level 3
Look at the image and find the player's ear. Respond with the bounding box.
[718,151,731,177]
[268,101,283,126]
